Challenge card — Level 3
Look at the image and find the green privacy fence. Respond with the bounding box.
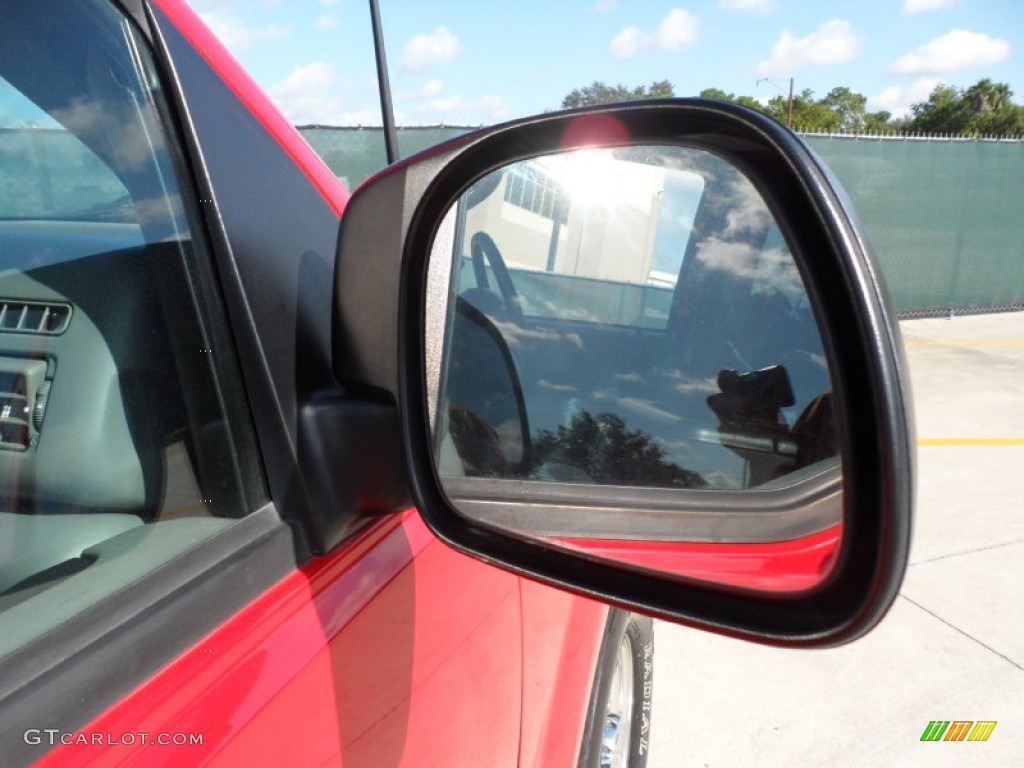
[298,126,1024,317]
[3,123,1018,316]
[298,125,470,192]
[800,134,1024,316]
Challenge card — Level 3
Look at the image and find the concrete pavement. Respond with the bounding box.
[648,312,1024,767]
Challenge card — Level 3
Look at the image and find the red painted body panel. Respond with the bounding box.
[518,580,608,768]
[38,510,527,766]
[23,3,689,764]
[555,525,841,592]
[21,5,606,765]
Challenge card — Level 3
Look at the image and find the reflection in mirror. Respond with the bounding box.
[425,145,842,591]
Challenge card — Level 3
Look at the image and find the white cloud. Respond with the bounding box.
[609,8,700,59]
[869,76,941,118]
[422,79,445,97]
[269,62,347,124]
[757,20,861,75]
[198,10,291,52]
[403,82,506,124]
[889,30,1011,75]
[594,0,618,12]
[427,95,467,113]
[315,14,337,30]
[401,27,461,72]
[902,0,955,13]
[318,0,339,5]
[719,0,774,13]
[610,28,644,58]
[397,79,447,101]
[478,95,510,121]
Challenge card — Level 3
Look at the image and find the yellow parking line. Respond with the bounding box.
[918,438,1024,447]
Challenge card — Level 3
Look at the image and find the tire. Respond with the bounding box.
[578,610,654,768]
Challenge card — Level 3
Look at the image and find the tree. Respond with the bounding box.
[764,89,842,132]
[907,79,1024,136]
[908,83,970,134]
[963,79,1023,135]
[863,110,895,133]
[700,85,887,132]
[561,80,675,109]
[699,87,732,101]
[821,87,867,132]
[699,88,763,111]
[964,78,1011,115]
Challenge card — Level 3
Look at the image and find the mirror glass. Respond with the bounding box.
[426,145,842,592]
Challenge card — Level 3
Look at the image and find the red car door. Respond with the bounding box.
[0,1,566,765]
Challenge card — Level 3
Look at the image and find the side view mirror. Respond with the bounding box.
[333,100,914,647]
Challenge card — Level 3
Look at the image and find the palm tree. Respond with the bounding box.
[964,79,1012,116]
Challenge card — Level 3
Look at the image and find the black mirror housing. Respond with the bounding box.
[333,99,914,647]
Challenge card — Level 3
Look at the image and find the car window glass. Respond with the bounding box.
[459,152,705,330]
[0,0,265,642]
[437,146,837,491]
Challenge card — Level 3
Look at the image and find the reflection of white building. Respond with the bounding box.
[465,153,668,287]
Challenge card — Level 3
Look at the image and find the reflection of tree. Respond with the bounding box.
[531,411,707,489]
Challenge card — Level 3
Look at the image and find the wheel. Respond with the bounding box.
[578,610,654,768]
[470,231,523,320]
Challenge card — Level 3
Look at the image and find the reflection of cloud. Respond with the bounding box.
[726,184,771,236]
[614,372,645,383]
[703,470,742,489]
[51,99,157,173]
[660,438,696,460]
[695,238,758,274]
[695,240,804,299]
[587,391,681,427]
[538,379,577,392]
[492,320,585,350]
[658,370,719,395]
[753,246,804,298]
[521,295,603,323]
[133,194,186,234]
[618,398,683,423]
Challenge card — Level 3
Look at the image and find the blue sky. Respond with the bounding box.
[197,1,1022,126]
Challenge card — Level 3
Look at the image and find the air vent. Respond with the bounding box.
[0,359,48,452]
[0,301,71,335]
[0,373,30,450]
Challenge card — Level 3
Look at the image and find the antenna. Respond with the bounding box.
[369,0,399,163]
